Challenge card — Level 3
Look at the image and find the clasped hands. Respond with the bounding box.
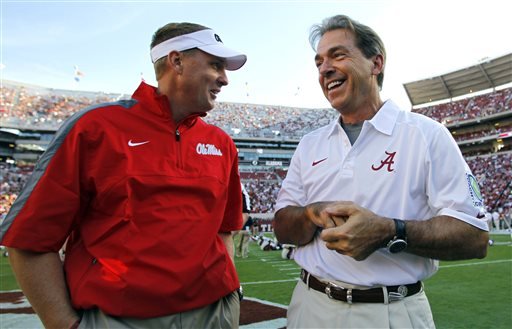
[305,201,392,261]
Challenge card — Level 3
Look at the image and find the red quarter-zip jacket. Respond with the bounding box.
[0,82,243,317]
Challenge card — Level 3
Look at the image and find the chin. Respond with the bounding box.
[328,99,342,110]
[202,103,215,112]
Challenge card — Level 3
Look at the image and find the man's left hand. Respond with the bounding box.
[319,201,393,261]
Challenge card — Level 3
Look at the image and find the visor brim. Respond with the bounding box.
[198,44,247,71]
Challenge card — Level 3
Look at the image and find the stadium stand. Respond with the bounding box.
[413,88,511,125]
[407,54,512,228]
[1,53,511,228]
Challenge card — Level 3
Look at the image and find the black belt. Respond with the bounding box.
[301,269,422,304]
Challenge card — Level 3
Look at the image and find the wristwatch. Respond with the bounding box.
[387,218,408,253]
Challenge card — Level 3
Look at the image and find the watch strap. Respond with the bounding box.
[393,218,407,240]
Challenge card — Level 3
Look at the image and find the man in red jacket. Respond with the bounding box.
[0,22,246,329]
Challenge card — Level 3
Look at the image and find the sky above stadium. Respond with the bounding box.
[1,0,511,110]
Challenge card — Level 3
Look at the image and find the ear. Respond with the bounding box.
[167,51,183,74]
[371,54,384,75]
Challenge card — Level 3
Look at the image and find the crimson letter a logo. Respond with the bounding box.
[371,151,396,172]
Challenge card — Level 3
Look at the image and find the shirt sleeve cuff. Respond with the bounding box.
[438,208,489,231]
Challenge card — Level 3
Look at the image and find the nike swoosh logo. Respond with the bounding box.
[312,158,328,166]
[128,140,150,147]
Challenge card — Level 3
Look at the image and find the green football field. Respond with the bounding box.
[1,234,511,328]
[234,233,512,329]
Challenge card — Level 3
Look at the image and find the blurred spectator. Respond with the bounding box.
[2,82,510,137]
[413,88,511,124]
[467,153,511,216]
[0,163,31,219]
[1,83,511,216]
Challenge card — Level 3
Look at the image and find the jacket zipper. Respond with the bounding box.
[175,126,182,168]
[174,114,200,169]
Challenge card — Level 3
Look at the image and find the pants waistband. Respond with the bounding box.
[300,269,422,304]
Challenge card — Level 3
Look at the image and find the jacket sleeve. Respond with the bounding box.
[0,116,88,252]
[219,142,243,233]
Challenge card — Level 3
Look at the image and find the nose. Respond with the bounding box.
[218,69,228,87]
[318,58,334,78]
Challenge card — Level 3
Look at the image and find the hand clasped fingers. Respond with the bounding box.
[324,239,354,257]
[324,239,370,261]
[319,226,343,242]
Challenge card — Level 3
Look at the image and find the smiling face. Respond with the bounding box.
[178,49,228,113]
[315,29,382,119]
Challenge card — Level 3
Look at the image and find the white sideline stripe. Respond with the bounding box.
[0,296,287,329]
[239,297,287,329]
[0,304,286,329]
[0,295,31,309]
[287,272,300,276]
[239,296,287,329]
[279,268,300,271]
[491,241,512,245]
[242,259,511,285]
[439,259,511,269]
[244,296,288,309]
[240,318,286,329]
[242,278,299,285]
[0,314,44,329]
[235,259,262,263]
[272,263,297,267]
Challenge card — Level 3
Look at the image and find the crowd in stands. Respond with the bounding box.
[0,163,31,220]
[467,152,512,218]
[236,151,512,219]
[1,83,338,138]
[2,83,511,138]
[413,88,512,124]
[3,154,510,221]
[1,82,511,221]
[240,170,282,213]
[451,121,512,143]
[205,102,338,139]
[1,84,119,130]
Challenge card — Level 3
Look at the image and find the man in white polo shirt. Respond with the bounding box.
[274,15,489,328]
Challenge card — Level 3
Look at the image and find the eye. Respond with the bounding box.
[211,61,226,71]
[315,60,323,69]
[334,52,346,60]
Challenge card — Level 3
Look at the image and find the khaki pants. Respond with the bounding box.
[287,280,435,329]
[78,291,240,329]
[238,231,251,258]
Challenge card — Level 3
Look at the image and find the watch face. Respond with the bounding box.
[388,239,407,253]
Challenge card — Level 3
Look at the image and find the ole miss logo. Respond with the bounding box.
[371,151,396,172]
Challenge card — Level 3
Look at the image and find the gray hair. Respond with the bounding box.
[309,15,386,89]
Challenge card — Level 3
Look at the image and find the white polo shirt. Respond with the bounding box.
[275,100,488,287]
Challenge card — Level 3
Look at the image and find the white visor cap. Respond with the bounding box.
[150,29,247,71]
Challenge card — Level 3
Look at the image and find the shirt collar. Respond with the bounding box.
[327,99,401,138]
[132,81,171,118]
[327,114,343,138]
[131,81,206,124]
[367,99,401,136]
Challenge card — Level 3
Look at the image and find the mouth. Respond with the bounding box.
[326,79,346,91]
[210,89,220,99]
